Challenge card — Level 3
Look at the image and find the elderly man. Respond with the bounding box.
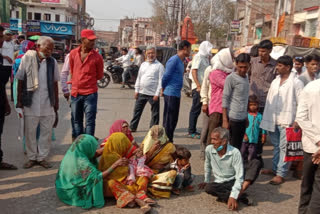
[129,46,164,132]
[16,36,59,169]
[0,25,17,170]
[296,79,320,214]
[69,29,104,138]
[199,127,244,211]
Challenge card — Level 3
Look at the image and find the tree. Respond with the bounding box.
[150,0,234,46]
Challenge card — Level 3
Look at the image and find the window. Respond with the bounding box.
[28,12,32,20]
[16,11,19,19]
[44,14,51,21]
[34,13,41,21]
[50,7,56,10]
[55,14,60,22]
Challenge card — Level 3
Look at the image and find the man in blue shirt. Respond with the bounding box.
[162,40,191,142]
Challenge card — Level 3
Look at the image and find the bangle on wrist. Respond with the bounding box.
[106,166,114,174]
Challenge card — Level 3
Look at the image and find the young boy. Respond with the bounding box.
[171,146,194,195]
[222,53,251,150]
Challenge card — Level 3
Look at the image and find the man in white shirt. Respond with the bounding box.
[0,30,14,86]
[129,46,164,132]
[188,41,212,139]
[296,79,320,214]
[260,55,304,185]
[16,36,59,169]
[116,48,133,89]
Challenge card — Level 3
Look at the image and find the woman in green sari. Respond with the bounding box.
[55,134,108,209]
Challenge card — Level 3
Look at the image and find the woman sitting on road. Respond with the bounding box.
[98,132,154,213]
[55,134,106,209]
[100,119,136,147]
[141,125,177,198]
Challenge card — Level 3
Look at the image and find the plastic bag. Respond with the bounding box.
[284,127,303,162]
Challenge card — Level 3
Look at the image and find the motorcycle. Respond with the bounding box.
[106,61,139,84]
[97,61,111,88]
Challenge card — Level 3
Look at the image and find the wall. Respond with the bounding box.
[295,0,320,12]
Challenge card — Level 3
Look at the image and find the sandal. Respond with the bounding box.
[172,188,180,195]
[23,160,37,169]
[0,162,18,170]
[38,160,52,169]
[269,176,285,185]
[187,133,201,139]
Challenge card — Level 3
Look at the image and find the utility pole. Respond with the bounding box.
[206,0,213,41]
[230,0,238,50]
[177,0,182,46]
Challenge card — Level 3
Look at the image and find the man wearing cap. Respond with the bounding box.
[69,29,104,138]
[0,30,14,86]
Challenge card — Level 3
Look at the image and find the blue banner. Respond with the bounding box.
[10,18,19,31]
[40,21,74,35]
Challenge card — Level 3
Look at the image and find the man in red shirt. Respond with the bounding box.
[69,29,104,138]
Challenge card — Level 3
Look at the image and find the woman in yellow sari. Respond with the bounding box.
[141,125,177,198]
[98,132,154,213]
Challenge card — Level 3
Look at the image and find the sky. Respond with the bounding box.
[86,0,153,31]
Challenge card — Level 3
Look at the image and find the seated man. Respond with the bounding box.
[199,127,244,211]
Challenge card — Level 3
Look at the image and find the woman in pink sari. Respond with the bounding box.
[100,120,135,147]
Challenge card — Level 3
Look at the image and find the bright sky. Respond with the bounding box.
[87,0,153,31]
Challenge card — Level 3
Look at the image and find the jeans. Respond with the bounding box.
[163,95,180,142]
[268,125,289,178]
[71,93,98,137]
[229,119,247,150]
[298,152,320,214]
[71,108,76,139]
[130,94,159,131]
[188,89,202,134]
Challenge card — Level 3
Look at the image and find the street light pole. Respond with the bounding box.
[177,0,182,46]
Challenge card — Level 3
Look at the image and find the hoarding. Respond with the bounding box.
[40,21,74,35]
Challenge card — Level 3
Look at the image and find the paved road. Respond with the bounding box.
[0,82,301,214]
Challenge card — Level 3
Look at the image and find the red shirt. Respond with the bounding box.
[69,47,104,97]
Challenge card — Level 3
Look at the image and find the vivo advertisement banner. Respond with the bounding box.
[40,22,74,35]
[41,0,60,3]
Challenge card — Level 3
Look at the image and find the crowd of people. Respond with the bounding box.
[0,25,319,213]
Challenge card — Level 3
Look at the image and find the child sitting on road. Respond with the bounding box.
[171,146,194,195]
[241,95,266,161]
[126,148,154,186]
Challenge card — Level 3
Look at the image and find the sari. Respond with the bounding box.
[141,125,177,198]
[98,132,142,208]
[55,134,104,209]
[100,120,134,147]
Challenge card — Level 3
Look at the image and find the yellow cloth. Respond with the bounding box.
[142,125,169,155]
[98,132,132,196]
[148,170,177,198]
[148,143,176,173]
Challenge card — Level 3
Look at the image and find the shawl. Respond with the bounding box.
[55,134,104,209]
